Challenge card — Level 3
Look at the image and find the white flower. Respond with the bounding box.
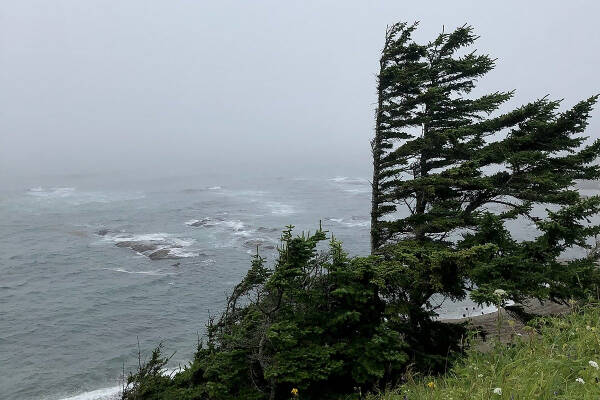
[493,289,507,297]
[477,374,483,378]
[575,377,585,384]
[590,360,599,369]
[492,387,502,395]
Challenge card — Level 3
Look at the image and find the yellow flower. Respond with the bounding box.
[291,388,299,396]
[427,381,435,389]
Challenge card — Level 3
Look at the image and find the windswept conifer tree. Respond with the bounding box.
[371,22,600,325]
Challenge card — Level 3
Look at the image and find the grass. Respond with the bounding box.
[370,304,600,400]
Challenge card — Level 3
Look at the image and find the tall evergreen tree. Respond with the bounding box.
[371,22,600,318]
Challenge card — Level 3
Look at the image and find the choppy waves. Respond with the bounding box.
[27,187,145,204]
[265,201,296,215]
[6,177,375,400]
[328,177,370,194]
[58,386,121,400]
[325,216,370,228]
[185,217,279,251]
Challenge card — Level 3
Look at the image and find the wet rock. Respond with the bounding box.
[189,218,214,227]
[96,228,110,236]
[115,241,157,253]
[148,249,180,260]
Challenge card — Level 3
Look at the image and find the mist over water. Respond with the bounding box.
[2,1,600,399]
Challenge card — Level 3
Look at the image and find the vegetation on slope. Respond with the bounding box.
[122,20,600,400]
[371,304,600,400]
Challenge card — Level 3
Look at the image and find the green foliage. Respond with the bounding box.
[123,344,178,400]
[370,21,600,322]
[123,20,600,400]
[370,304,600,399]
[123,226,408,400]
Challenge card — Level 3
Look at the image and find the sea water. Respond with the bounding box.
[1,173,596,399]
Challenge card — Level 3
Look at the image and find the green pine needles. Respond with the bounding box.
[123,21,600,400]
[124,226,407,400]
[370,21,600,315]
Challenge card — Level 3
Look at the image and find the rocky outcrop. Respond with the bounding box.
[243,238,276,250]
[115,241,159,253]
[148,249,178,260]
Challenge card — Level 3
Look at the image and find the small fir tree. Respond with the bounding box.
[124,226,407,400]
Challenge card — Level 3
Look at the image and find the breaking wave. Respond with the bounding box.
[325,216,370,228]
[55,367,183,400]
[328,177,369,185]
[328,177,370,193]
[57,386,121,400]
[103,268,171,276]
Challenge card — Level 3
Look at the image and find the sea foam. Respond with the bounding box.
[56,367,184,400]
[58,386,121,400]
[101,232,198,259]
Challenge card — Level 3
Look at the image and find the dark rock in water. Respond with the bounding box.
[172,262,181,267]
[256,226,279,233]
[148,249,180,260]
[115,241,158,253]
[243,239,276,250]
[96,228,110,236]
[189,217,214,227]
[182,188,202,194]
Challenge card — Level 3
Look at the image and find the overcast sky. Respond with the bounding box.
[1,0,599,183]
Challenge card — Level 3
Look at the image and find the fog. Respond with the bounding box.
[1,0,599,185]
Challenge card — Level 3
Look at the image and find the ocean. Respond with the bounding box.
[1,173,596,400]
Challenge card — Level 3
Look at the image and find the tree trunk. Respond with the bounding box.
[371,63,385,254]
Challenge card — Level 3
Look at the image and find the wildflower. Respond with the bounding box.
[590,360,599,369]
[477,374,483,378]
[575,377,585,384]
[427,381,435,388]
[291,388,299,396]
[493,289,506,297]
[492,387,502,395]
